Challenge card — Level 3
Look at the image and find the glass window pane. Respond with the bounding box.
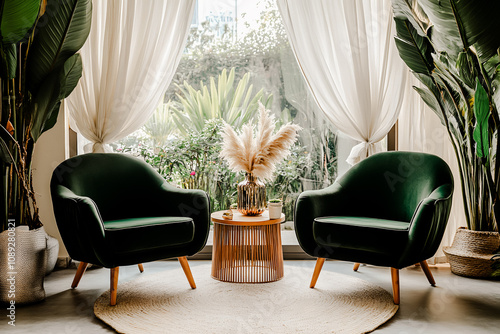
[113,0,347,225]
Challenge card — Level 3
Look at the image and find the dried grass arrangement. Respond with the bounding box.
[220,102,301,182]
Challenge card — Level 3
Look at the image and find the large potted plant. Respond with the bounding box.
[0,0,91,303]
[391,0,500,277]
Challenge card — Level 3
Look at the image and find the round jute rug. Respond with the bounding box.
[94,264,398,334]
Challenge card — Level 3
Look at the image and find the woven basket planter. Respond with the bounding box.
[0,224,47,304]
[443,227,500,278]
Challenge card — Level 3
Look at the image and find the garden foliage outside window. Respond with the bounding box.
[114,0,337,221]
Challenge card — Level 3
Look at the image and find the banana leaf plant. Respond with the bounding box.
[0,0,91,232]
[391,0,500,231]
[171,68,273,135]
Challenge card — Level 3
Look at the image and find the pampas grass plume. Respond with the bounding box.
[220,102,301,181]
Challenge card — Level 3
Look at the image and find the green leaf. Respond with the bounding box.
[0,125,13,164]
[0,0,40,44]
[30,53,82,140]
[449,0,500,61]
[493,69,500,113]
[393,18,434,75]
[41,101,61,134]
[413,73,447,126]
[432,71,466,139]
[431,53,474,124]
[30,71,62,141]
[491,52,500,112]
[414,85,438,113]
[61,53,82,98]
[473,79,490,160]
[27,0,91,92]
[456,51,477,89]
[391,0,430,36]
[483,53,500,78]
[419,0,500,60]
[0,123,16,165]
[417,0,462,58]
[2,43,16,79]
[414,87,445,126]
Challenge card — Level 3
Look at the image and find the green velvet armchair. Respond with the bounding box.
[295,151,453,304]
[50,153,210,305]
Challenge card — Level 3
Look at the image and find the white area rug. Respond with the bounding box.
[94,264,398,334]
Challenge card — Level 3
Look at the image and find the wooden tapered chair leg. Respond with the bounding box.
[138,263,144,273]
[420,260,436,286]
[391,267,400,305]
[178,257,196,289]
[110,267,119,306]
[71,262,88,288]
[353,263,361,271]
[310,258,326,288]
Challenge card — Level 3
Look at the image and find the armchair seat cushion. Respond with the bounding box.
[105,217,195,254]
[313,216,410,259]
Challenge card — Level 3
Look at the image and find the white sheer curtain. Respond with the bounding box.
[67,0,195,153]
[277,0,407,165]
[399,75,464,262]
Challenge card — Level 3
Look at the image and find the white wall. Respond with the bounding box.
[32,107,69,257]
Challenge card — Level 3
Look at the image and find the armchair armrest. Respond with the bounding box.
[147,182,211,255]
[400,184,453,267]
[295,182,348,256]
[51,185,108,265]
[154,183,210,218]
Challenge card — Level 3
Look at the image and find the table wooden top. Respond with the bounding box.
[211,210,285,226]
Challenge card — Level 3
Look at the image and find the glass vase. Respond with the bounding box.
[237,172,266,216]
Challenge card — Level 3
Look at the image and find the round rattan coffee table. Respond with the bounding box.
[211,210,285,283]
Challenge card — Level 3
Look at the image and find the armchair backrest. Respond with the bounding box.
[51,153,167,221]
[336,151,453,222]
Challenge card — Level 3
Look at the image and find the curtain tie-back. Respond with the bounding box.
[346,140,384,166]
[84,141,112,153]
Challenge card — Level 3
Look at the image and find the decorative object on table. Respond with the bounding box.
[443,227,500,278]
[220,102,301,216]
[268,198,283,220]
[295,152,454,304]
[0,0,91,304]
[0,225,47,304]
[222,208,233,220]
[237,173,267,215]
[94,264,398,334]
[392,1,500,276]
[51,153,210,306]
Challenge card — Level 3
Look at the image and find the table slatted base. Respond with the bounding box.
[211,223,284,283]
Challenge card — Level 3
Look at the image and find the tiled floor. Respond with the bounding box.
[1,260,499,333]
